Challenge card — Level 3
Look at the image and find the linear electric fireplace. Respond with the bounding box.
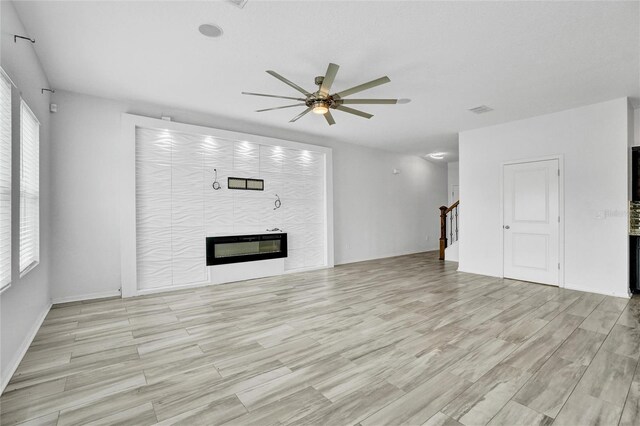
[206,233,288,265]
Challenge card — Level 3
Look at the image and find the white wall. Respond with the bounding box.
[460,98,631,298]
[447,161,459,205]
[0,1,52,390]
[332,142,446,264]
[634,108,639,146]
[50,90,447,302]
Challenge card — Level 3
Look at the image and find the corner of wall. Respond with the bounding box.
[1,0,53,393]
[0,302,51,393]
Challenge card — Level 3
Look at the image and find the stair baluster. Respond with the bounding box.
[439,200,460,260]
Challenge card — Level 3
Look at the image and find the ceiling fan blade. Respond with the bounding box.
[256,103,306,112]
[289,107,312,122]
[334,76,391,99]
[334,105,373,119]
[324,111,336,126]
[242,92,306,101]
[336,98,398,105]
[319,63,339,97]
[266,70,311,96]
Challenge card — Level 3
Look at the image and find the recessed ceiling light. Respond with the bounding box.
[427,152,446,160]
[397,98,411,104]
[199,24,223,38]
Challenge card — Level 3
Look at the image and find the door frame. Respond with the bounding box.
[500,155,565,288]
[450,184,460,205]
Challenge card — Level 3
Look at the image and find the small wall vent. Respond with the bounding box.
[468,105,493,114]
[227,0,248,8]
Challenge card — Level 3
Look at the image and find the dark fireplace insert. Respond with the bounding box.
[206,233,287,265]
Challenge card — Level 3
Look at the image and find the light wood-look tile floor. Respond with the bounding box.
[2,252,639,425]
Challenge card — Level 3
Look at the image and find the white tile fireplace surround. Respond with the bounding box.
[120,114,333,297]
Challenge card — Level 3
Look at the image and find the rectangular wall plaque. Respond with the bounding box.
[228,177,264,191]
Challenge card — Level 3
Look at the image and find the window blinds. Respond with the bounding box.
[20,100,39,274]
[0,71,11,288]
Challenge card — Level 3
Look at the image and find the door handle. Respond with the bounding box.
[504,225,510,229]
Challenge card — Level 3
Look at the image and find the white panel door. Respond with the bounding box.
[503,159,559,286]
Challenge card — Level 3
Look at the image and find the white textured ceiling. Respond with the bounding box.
[12,0,640,161]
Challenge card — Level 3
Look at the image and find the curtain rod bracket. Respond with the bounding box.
[41,88,55,94]
[14,35,35,44]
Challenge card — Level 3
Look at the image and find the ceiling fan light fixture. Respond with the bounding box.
[312,101,329,115]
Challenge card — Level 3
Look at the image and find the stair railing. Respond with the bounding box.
[439,200,459,260]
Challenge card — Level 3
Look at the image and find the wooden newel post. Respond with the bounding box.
[439,206,448,260]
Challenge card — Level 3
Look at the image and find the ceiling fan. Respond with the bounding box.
[242,63,398,126]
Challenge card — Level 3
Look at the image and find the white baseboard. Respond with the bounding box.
[131,265,331,298]
[1,303,52,394]
[454,267,502,278]
[336,247,438,266]
[51,290,121,305]
[129,250,435,298]
[135,281,218,297]
[284,265,331,274]
[562,283,630,299]
[455,267,630,299]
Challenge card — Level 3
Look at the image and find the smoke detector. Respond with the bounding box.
[227,0,248,8]
[199,24,223,38]
[468,105,493,114]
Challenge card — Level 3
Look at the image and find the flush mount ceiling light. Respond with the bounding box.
[428,152,446,160]
[198,24,223,38]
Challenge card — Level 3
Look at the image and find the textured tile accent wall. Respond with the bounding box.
[136,128,172,289]
[135,127,326,290]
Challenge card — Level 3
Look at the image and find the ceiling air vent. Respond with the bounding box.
[227,0,248,8]
[468,105,493,114]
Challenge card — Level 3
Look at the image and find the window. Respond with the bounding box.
[0,70,11,289]
[20,100,39,275]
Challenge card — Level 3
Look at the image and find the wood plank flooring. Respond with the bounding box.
[1,252,639,425]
